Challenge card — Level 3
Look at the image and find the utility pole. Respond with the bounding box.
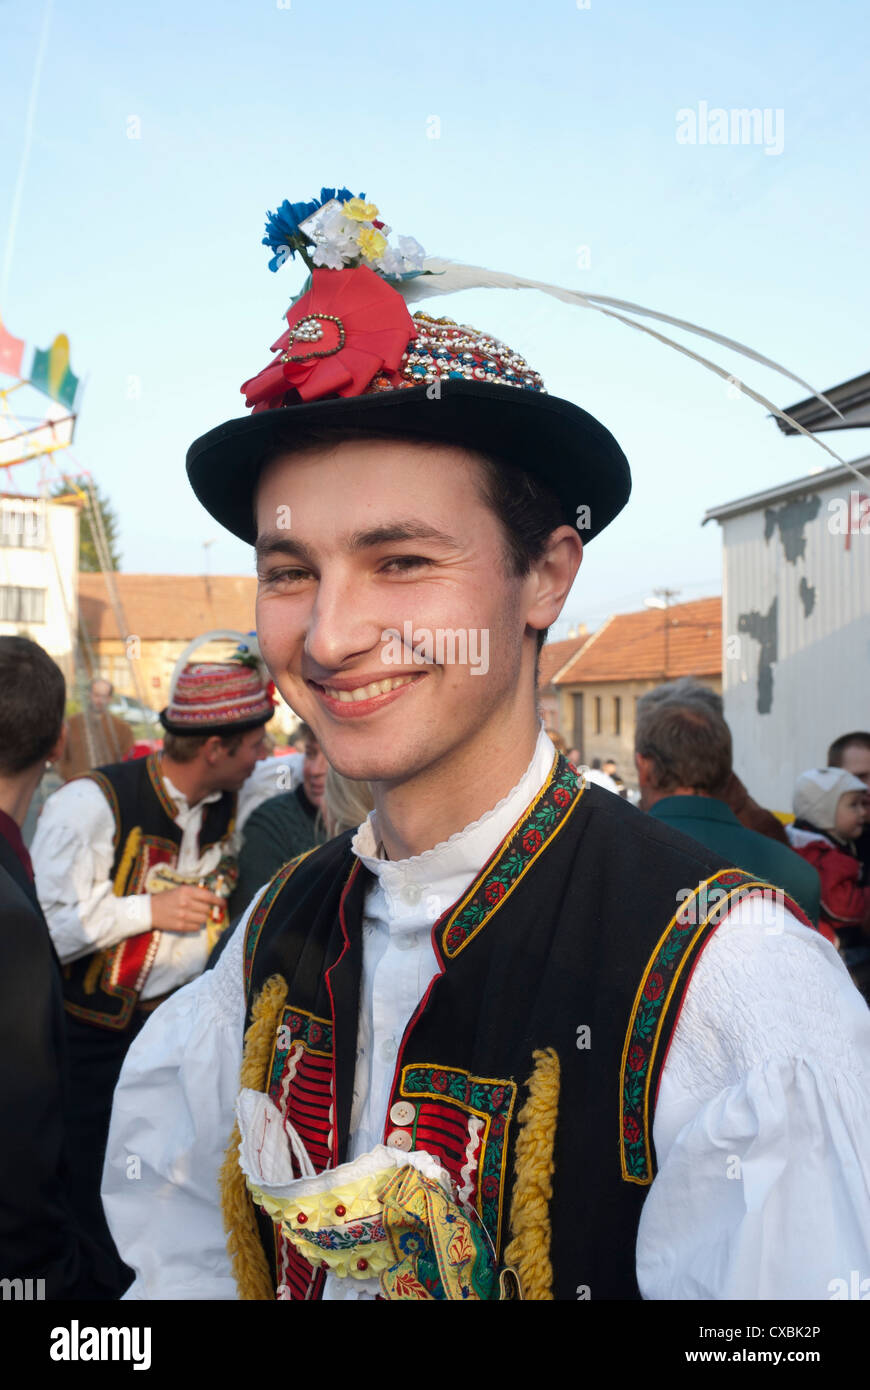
[651,587,681,675]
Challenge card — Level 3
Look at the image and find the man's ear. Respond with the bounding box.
[635,752,653,787]
[203,735,226,766]
[525,526,583,637]
[47,722,68,765]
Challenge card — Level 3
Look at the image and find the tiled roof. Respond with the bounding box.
[78,573,257,641]
[537,635,590,689]
[554,597,721,684]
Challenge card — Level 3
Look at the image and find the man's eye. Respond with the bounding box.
[259,567,310,586]
[381,555,432,574]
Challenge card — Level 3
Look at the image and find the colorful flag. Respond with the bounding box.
[0,314,25,378]
[30,332,79,409]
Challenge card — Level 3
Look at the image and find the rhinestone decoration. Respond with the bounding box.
[398,312,546,393]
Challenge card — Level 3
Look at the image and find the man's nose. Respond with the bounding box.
[304,571,386,674]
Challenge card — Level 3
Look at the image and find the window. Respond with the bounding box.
[0,501,47,548]
[613,696,622,736]
[0,586,47,623]
[594,695,602,735]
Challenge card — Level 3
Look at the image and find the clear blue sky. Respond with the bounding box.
[2,0,868,636]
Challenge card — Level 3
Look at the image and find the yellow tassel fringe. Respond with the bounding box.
[113,827,142,895]
[219,972,288,1301]
[504,1046,561,1301]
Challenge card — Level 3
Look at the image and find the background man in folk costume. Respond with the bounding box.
[104,189,870,1300]
[32,636,274,1294]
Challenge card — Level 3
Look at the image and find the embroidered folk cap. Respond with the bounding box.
[186,189,632,544]
[160,630,275,737]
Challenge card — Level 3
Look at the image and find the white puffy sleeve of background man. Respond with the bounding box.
[102,905,254,1299]
[638,899,870,1299]
[31,778,153,958]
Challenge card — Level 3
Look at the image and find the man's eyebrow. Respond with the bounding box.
[255,533,316,568]
[255,521,460,567]
[346,521,461,551]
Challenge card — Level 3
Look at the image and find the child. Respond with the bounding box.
[787,767,870,999]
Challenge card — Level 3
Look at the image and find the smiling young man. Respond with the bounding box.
[103,198,870,1301]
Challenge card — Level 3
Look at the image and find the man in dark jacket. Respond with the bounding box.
[0,636,115,1299]
[635,677,821,926]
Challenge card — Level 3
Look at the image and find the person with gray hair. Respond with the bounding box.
[635,679,820,925]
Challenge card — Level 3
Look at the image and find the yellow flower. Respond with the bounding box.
[357,227,388,262]
[342,198,380,222]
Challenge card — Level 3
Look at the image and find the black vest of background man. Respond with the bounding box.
[237,756,802,1300]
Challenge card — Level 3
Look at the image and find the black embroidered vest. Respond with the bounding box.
[239,755,810,1299]
[63,753,237,1031]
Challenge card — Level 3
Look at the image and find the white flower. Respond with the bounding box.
[376,246,407,277]
[397,235,426,270]
[312,240,347,269]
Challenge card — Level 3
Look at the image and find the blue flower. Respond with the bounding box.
[262,189,365,271]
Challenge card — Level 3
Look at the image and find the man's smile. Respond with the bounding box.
[308,671,427,717]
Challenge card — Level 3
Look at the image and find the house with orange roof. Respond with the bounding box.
[536,629,590,734]
[76,573,295,734]
[552,597,722,783]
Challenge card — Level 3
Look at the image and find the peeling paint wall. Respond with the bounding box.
[718,479,870,810]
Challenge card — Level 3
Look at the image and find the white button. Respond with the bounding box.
[401,883,422,905]
[387,1129,412,1151]
[380,1038,398,1062]
[390,1101,415,1126]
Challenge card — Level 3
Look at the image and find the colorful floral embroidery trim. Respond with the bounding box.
[440,754,584,959]
[243,850,315,996]
[619,869,806,1184]
[398,1064,517,1254]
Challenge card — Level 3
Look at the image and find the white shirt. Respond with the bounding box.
[102,732,870,1298]
[31,754,302,1000]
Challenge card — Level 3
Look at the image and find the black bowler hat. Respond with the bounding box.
[186,198,631,542]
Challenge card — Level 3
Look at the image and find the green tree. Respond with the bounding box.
[51,478,122,571]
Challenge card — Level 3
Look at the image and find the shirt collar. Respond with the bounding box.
[351,726,557,894]
[649,794,737,824]
[161,772,222,818]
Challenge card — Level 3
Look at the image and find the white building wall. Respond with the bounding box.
[719,478,870,811]
[0,498,79,676]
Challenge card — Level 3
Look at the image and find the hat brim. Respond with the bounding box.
[186,381,631,544]
[159,709,273,738]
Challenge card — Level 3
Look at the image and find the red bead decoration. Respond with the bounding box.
[296,1212,308,1224]
[335,1204,347,1217]
[357,1258,368,1271]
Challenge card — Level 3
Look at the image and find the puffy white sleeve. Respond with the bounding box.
[31,780,152,961]
[101,906,254,1300]
[637,901,870,1300]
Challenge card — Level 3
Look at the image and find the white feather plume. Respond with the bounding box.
[399,259,868,486]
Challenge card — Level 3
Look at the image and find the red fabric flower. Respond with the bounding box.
[431,1071,448,1092]
[628,1043,645,1072]
[485,880,506,906]
[553,787,571,808]
[522,829,542,854]
[241,266,416,411]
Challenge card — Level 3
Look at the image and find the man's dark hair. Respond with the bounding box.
[162,730,246,763]
[0,636,66,775]
[635,679,732,794]
[828,731,870,766]
[256,427,570,654]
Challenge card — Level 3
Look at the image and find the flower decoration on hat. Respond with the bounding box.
[263,188,427,283]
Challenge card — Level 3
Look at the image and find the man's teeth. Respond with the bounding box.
[323,675,416,703]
